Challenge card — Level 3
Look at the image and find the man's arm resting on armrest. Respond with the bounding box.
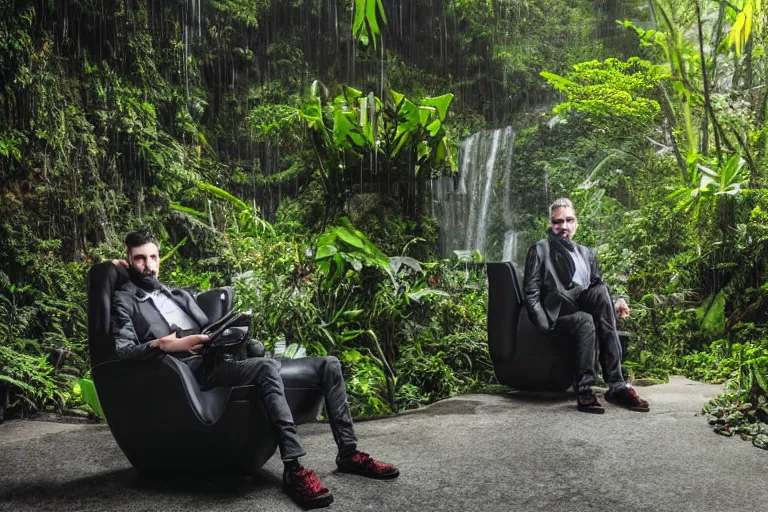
[111,293,209,359]
[523,245,554,332]
[586,248,630,319]
[150,333,210,354]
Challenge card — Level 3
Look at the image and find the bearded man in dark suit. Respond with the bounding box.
[111,229,398,509]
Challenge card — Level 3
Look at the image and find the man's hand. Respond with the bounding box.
[150,334,210,354]
[614,298,631,320]
[112,259,129,268]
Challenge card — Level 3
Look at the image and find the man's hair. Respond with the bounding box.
[549,197,575,218]
[125,229,159,251]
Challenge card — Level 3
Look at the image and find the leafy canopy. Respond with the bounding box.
[541,57,669,132]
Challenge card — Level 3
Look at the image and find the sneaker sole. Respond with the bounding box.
[284,488,334,509]
[577,405,605,414]
[337,467,400,480]
[605,398,650,412]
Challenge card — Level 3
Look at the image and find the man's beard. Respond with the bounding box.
[127,265,162,291]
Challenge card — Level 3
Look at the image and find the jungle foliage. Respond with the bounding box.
[522,0,768,447]
[1,0,613,420]
[1,0,766,449]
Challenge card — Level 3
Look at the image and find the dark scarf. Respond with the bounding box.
[127,265,163,292]
[547,227,576,288]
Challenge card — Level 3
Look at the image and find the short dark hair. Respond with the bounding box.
[124,229,159,251]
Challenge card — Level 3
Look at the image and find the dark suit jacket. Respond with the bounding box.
[110,276,209,360]
[522,239,602,332]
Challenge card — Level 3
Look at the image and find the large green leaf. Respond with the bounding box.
[170,202,206,218]
[334,226,366,249]
[426,119,442,137]
[420,93,454,121]
[352,0,388,48]
[366,0,379,39]
[333,110,366,148]
[76,378,105,420]
[417,140,431,161]
[418,107,433,127]
[198,182,249,211]
[388,89,404,107]
[376,0,388,24]
[315,245,338,260]
[352,0,366,36]
[407,288,450,303]
[344,85,363,104]
[391,131,411,158]
[391,100,420,157]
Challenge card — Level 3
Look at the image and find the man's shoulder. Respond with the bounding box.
[527,239,548,254]
[574,242,596,254]
[113,284,138,304]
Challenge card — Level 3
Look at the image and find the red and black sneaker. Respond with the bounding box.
[605,385,650,412]
[336,450,400,479]
[283,465,333,509]
[576,390,605,414]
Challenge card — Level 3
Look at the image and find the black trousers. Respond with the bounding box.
[555,283,626,392]
[554,311,596,393]
[194,356,358,462]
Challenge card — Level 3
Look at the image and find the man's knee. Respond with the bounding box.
[322,355,343,376]
[571,311,595,331]
[588,283,612,303]
[244,356,281,381]
[262,357,280,371]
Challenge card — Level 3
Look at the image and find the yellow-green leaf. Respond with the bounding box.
[420,93,454,121]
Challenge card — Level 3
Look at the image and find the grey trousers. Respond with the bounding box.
[199,356,358,462]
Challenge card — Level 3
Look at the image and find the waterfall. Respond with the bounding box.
[502,230,518,263]
[432,126,516,261]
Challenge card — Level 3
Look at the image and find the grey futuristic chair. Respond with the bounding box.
[87,262,323,477]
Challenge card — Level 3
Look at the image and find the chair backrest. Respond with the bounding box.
[195,287,234,324]
[486,261,572,392]
[87,262,127,366]
[486,262,523,368]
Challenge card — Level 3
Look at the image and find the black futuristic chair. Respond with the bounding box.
[87,262,324,477]
[486,262,629,392]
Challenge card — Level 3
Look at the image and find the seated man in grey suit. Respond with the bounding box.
[523,198,649,414]
[111,229,398,509]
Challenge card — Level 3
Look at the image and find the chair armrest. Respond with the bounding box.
[92,356,249,426]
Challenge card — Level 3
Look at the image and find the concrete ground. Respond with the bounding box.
[1,376,767,512]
